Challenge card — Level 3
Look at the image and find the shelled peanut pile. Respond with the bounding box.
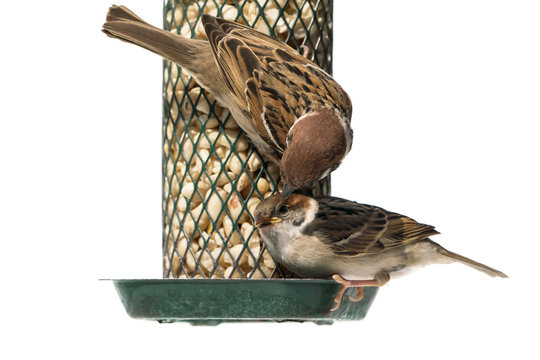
[162,0,330,279]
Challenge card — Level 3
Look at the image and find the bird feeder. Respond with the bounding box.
[113,0,378,324]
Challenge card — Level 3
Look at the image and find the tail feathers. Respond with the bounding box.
[102,5,228,104]
[103,20,194,63]
[437,245,508,278]
[102,6,204,68]
[105,5,149,25]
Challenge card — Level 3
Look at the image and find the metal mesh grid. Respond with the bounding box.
[163,0,333,279]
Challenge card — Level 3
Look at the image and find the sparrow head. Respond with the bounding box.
[254,193,321,277]
[280,109,351,197]
[254,193,318,231]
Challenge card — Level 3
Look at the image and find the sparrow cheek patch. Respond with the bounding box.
[293,217,304,226]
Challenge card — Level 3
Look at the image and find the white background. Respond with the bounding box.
[1,1,538,359]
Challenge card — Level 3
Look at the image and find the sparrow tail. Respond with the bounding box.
[435,243,508,278]
[102,6,225,95]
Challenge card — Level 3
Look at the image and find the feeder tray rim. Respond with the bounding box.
[109,278,378,324]
[104,278,338,283]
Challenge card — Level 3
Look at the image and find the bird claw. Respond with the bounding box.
[348,287,364,302]
[329,275,347,312]
[329,301,341,312]
[330,286,363,312]
[330,274,385,311]
[300,45,312,59]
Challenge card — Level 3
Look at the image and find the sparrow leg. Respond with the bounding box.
[330,273,389,311]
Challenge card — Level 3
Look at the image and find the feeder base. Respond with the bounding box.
[110,279,378,325]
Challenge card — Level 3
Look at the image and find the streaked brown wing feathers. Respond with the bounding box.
[305,197,439,256]
[201,15,352,151]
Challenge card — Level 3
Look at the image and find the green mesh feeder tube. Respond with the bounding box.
[113,0,378,323]
[162,0,333,280]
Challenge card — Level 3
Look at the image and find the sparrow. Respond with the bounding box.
[254,194,507,311]
[102,5,353,197]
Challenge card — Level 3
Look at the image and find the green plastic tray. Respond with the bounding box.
[112,279,378,325]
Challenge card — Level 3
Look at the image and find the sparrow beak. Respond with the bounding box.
[255,216,283,228]
[281,183,294,199]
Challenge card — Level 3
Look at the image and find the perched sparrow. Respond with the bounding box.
[254,194,507,311]
[102,6,353,197]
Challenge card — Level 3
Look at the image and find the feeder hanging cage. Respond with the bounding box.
[162,0,333,280]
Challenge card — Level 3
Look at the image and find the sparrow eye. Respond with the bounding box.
[278,204,288,214]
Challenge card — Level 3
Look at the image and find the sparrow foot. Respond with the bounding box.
[329,274,389,312]
[349,286,364,302]
[300,45,312,59]
[329,281,348,312]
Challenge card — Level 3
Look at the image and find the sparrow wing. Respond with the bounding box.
[305,197,440,256]
[201,15,351,153]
